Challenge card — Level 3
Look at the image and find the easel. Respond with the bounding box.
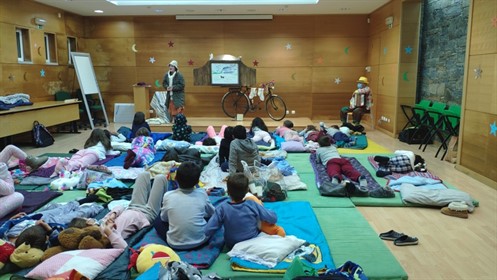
[71,52,109,129]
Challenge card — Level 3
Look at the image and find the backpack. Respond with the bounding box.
[32,121,54,147]
[398,126,432,144]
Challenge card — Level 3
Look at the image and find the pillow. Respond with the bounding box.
[227,233,305,268]
[136,244,180,273]
[26,248,123,280]
[280,141,305,152]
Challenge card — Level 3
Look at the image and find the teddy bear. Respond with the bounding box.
[41,225,110,262]
[0,239,15,270]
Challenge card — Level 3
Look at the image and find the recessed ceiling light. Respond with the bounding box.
[94,9,104,13]
[108,0,318,6]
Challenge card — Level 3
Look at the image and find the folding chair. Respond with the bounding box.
[435,104,461,160]
[418,102,447,152]
[400,99,432,132]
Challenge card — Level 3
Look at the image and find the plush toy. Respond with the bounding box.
[0,239,15,270]
[41,225,110,262]
[10,242,44,268]
[135,244,180,274]
[50,170,81,191]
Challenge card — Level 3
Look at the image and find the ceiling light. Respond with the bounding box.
[108,0,318,6]
[94,9,104,13]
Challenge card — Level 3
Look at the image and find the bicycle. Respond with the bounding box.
[221,81,287,121]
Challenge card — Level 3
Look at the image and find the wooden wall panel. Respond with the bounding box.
[312,92,350,120]
[313,38,369,66]
[368,0,401,36]
[315,15,369,37]
[464,54,497,115]
[374,94,396,133]
[80,38,136,67]
[64,13,85,37]
[223,16,315,38]
[469,0,497,55]
[368,34,381,66]
[93,66,137,93]
[378,63,398,97]
[460,110,497,182]
[56,34,69,65]
[84,17,135,38]
[311,66,365,93]
[0,0,65,33]
[379,27,400,65]
[0,23,17,63]
[133,17,224,38]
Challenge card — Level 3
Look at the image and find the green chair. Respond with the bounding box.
[76,89,107,128]
[436,104,461,159]
[418,101,447,151]
[400,99,432,131]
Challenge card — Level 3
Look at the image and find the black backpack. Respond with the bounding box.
[32,121,54,147]
[262,182,287,202]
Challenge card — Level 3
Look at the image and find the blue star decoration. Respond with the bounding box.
[405,45,413,54]
[490,121,497,136]
[383,47,388,55]
[40,69,45,77]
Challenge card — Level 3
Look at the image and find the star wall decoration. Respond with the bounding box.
[168,40,174,47]
[149,57,156,64]
[405,45,413,54]
[492,16,497,28]
[188,59,194,66]
[490,121,497,136]
[383,47,388,55]
[253,60,259,67]
[334,77,341,85]
[40,69,45,77]
[285,43,292,50]
[8,73,15,81]
[474,66,482,79]
[365,66,371,73]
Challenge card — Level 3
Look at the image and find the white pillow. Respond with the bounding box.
[228,233,305,268]
[26,248,123,279]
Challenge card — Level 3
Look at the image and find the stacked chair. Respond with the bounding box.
[435,104,461,160]
[417,101,448,152]
[400,99,433,144]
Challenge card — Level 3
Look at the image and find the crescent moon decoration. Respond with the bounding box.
[24,72,28,81]
[291,73,296,81]
[344,47,350,55]
[37,46,42,56]
[155,79,161,88]
[402,71,409,81]
[131,44,138,53]
[382,77,385,86]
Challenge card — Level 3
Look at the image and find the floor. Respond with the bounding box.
[16,118,497,280]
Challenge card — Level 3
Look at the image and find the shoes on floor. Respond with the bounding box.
[441,202,469,219]
[393,235,419,246]
[379,230,404,241]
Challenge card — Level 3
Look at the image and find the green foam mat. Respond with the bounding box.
[286,153,314,174]
[314,208,408,280]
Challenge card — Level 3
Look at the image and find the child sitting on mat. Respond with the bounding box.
[249,117,273,144]
[172,113,192,142]
[155,161,215,250]
[229,125,261,174]
[315,136,367,195]
[204,173,278,249]
[130,111,151,140]
[124,127,156,169]
[218,126,234,172]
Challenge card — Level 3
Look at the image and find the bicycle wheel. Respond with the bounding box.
[266,95,287,121]
[222,90,250,118]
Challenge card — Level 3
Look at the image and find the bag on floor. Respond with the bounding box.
[262,182,287,202]
[32,121,54,147]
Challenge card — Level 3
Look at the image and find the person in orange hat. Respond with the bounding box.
[162,60,185,123]
[340,76,373,126]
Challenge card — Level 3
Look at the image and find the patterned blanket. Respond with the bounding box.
[367,156,440,180]
[310,153,381,196]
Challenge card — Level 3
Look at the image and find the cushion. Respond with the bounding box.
[26,248,123,279]
[227,233,305,268]
[280,141,305,152]
[136,244,180,274]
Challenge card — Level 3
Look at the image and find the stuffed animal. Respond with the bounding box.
[41,225,110,262]
[0,239,15,270]
[10,242,44,268]
[50,170,81,191]
[134,244,180,273]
